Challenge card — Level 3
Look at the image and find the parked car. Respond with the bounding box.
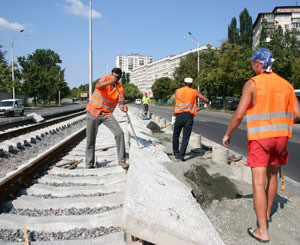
[0,99,24,116]
[72,98,79,104]
[135,99,141,105]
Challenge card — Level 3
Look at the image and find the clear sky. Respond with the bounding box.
[0,0,298,89]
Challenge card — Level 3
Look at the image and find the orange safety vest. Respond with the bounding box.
[246,72,295,141]
[174,86,197,116]
[88,75,124,113]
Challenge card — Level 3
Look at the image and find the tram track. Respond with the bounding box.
[0,109,128,244]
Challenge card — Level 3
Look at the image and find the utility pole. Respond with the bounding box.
[89,0,93,100]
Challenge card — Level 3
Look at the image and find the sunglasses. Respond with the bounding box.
[115,75,121,79]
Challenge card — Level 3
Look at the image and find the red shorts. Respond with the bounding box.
[247,137,289,167]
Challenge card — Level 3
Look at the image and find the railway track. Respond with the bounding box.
[0,109,128,244]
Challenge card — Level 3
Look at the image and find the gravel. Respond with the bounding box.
[6,206,123,216]
[31,192,114,199]
[0,227,121,242]
[0,119,86,178]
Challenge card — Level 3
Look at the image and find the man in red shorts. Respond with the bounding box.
[223,48,300,243]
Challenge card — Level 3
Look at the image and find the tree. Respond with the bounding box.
[172,53,199,94]
[152,77,172,100]
[0,45,22,94]
[259,26,300,88]
[0,45,7,64]
[18,49,70,104]
[239,8,253,48]
[123,83,142,102]
[228,17,240,44]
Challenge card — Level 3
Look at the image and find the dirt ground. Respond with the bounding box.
[154,131,300,245]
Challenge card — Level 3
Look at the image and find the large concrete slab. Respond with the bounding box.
[122,110,224,245]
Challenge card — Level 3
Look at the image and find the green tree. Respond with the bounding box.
[18,49,69,104]
[228,17,240,44]
[152,77,172,100]
[0,45,22,94]
[259,26,300,88]
[0,45,7,64]
[123,83,142,102]
[239,8,253,48]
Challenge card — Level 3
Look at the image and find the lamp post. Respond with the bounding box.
[11,29,24,100]
[88,0,93,101]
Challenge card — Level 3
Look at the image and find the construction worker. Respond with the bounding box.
[142,92,151,116]
[173,77,210,161]
[85,68,129,169]
[222,48,300,243]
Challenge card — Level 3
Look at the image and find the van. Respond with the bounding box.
[0,99,24,116]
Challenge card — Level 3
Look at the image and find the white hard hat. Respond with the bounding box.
[184,77,193,83]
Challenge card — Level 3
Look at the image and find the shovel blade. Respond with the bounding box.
[146,121,161,133]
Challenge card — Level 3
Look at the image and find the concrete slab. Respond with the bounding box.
[49,165,125,176]
[4,232,126,245]
[9,192,125,210]
[122,163,224,245]
[37,172,127,185]
[0,209,122,232]
[22,181,126,197]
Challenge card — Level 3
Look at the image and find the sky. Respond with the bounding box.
[0,0,298,89]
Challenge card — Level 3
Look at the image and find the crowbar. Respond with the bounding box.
[115,84,140,148]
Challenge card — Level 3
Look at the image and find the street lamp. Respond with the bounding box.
[184,32,200,76]
[11,28,24,100]
[88,0,93,101]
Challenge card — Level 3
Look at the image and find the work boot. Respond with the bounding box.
[118,162,129,169]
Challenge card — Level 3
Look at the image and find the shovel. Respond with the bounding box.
[146,121,171,133]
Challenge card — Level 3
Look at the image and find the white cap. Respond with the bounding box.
[184,77,193,83]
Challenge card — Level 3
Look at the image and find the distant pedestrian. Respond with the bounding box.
[85,68,129,169]
[173,77,210,161]
[142,92,151,116]
[222,48,300,243]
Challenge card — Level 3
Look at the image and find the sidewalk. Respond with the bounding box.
[126,106,300,245]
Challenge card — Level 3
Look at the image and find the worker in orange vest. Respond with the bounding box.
[223,48,300,243]
[173,77,210,161]
[85,68,129,169]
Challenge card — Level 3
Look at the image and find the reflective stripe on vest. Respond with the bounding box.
[174,103,197,113]
[174,86,197,116]
[246,72,295,140]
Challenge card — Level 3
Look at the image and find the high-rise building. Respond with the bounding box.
[130,46,209,95]
[116,54,152,73]
[253,6,300,49]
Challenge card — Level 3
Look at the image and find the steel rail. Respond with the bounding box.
[0,111,86,143]
[0,127,86,204]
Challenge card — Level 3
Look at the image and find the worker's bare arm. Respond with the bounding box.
[223,79,254,147]
[294,94,300,123]
[197,91,209,103]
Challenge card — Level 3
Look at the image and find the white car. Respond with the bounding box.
[135,99,141,105]
[0,99,24,116]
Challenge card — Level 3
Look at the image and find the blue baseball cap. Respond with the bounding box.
[251,48,274,72]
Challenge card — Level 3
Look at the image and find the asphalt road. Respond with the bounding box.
[132,104,300,183]
[0,103,85,123]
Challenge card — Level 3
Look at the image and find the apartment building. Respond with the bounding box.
[253,6,300,49]
[116,54,152,73]
[130,46,209,95]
